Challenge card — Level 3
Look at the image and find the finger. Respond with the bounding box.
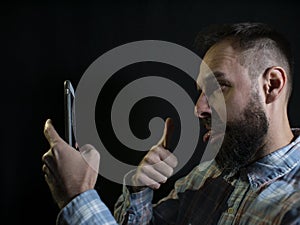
[42,164,49,174]
[42,151,58,178]
[143,148,174,176]
[155,146,178,168]
[152,161,174,178]
[42,164,55,184]
[80,144,100,173]
[134,173,161,190]
[140,165,168,184]
[158,117,174,149]
[44,119,63,148]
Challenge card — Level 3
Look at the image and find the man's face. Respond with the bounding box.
[195,39,269,172]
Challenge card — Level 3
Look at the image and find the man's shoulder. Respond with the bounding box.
[284,154,300,186]
[174,160,221,190]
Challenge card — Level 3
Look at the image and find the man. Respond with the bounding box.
[42,22,300,224]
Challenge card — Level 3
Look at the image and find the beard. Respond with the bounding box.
[214,92,269,174]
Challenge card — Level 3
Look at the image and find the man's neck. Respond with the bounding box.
[258,117,294,159]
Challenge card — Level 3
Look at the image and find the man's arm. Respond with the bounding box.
[114,186,154,225]
[42,118,177,225]
[114,118,178,224]
[114,160,217,225]
[42,119,117,224]
[57,190,117,225]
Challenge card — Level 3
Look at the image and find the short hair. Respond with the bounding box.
[194,22,294,100]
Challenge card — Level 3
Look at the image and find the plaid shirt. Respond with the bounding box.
[57,190,117,225]
[58,131,300,224]
[114,131,300,225]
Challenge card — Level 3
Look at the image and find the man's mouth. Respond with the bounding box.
[203,123,212,143]
[203,129,211,143]
[203,128,223,143]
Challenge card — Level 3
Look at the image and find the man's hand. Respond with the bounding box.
[132,118,178,191]
[42,119,100,209]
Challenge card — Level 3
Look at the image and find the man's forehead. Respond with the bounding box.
[197,38,240,86]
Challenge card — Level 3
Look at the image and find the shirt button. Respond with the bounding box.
[227,207,234,214]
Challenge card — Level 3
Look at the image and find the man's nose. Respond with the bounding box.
[194,92,212,118]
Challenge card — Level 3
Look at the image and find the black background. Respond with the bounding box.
[2,1,300,224]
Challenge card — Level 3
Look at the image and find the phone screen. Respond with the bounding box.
[64,80,76,148]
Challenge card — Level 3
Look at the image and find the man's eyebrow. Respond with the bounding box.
[207,71,226,80]
[197,71,226,91]
[205,71,227,84]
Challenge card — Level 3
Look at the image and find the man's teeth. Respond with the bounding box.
[203,130,211,142]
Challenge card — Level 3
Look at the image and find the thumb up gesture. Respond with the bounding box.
[132,118,178,190]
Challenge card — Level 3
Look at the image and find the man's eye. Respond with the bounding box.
[206,83,228,94]
[220,84,228,91]
[218,81,231,92]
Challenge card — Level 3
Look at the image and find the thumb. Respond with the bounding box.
[158,118,174,149]
[44,119,63,147]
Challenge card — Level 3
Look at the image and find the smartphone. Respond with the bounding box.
[64,80,77,148]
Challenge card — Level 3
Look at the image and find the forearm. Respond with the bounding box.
[57,189,117,225]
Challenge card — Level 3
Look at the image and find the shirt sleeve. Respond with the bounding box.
[114,185,154,225]
[57,189,118,225]
[114,161,217,225]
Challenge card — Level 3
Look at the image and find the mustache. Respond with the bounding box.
[200,106,227,130]
[201,118,211,128]
[200,116,225,130]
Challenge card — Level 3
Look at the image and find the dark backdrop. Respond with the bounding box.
[2,1,300,224]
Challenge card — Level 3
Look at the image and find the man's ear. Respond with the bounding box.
[263,66,286,104]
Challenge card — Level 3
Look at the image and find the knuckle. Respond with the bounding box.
[155,145,165,152]
[51,142,65,156]
[51,146,58,156]
[42,151,51,162]
[42,153,47,162]
[151,146,163,155]
[42,164,47,172]
[143,155,151,163]
[140,166,147,174]
[144,154,156,164]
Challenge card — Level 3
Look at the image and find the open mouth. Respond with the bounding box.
[203,123,211,143]
[203,129,211,143]
[202,117,225,144]
[203,128,223,144]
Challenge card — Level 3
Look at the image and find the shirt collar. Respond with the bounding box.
[244,128,300,190]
